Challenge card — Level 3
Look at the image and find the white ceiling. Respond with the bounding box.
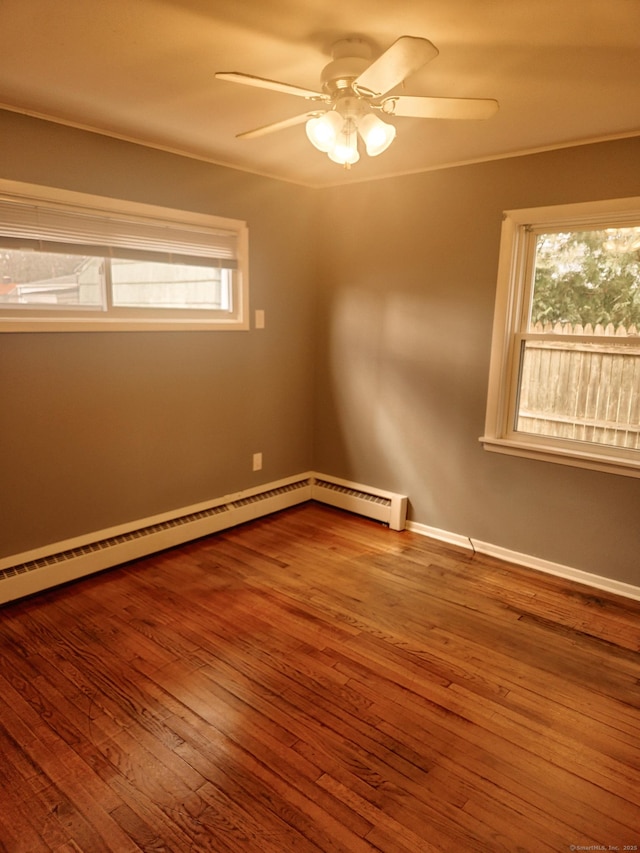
[1,0,639,187]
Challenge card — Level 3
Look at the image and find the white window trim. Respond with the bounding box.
[0,179,249,332]
[481,195,640,479]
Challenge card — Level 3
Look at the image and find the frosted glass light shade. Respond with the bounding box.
[305,112,343,152]
[358,113,396,156]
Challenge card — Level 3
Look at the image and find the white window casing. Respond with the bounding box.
[481,196,640,478]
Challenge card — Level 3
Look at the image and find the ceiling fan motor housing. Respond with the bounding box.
[321,57,370,93]
[321,38,372,95]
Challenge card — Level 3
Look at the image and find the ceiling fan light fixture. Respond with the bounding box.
[357,113,396,156]
[305,111,342,152]
[219,35,499,172]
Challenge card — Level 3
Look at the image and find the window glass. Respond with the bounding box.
[529,228,640,332]
[110,259,231,311]
[514,226,640,451]
[516,339,640,450]
[0,249,105,308]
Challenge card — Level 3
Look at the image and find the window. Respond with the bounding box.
[482,196,640,478]
[0,180,248,331]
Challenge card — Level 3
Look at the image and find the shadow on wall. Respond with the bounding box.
[322,283,490,526]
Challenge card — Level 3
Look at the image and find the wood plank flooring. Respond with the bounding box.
[0,502,639,852]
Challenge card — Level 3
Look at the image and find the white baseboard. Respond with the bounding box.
[405,521,474,552]
[406,520,640,603]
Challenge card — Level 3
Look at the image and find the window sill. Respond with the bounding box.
[0,316,249,333]
[479,435,640,479]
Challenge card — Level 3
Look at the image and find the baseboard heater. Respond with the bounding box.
[0,473,407,604]
[310,475,407,530]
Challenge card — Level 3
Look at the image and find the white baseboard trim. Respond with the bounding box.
[406,520,640,603]
[405,521,475,552]
[0,472,407,605]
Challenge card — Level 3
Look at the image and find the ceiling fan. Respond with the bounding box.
[215,35,499,167]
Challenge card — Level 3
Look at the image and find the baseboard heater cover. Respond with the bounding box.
[0,472,407,604]
[310,475,407,531]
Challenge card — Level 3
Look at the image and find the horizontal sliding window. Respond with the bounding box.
[481,196,640,478]
[0,179,248,331]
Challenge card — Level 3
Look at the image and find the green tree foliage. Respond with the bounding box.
[531,228,640,328]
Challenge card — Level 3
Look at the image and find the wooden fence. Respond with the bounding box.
[517,323,640,449]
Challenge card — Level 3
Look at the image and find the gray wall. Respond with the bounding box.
[0,111,318,557]
[313,136,640,585]
[1,108,639,588]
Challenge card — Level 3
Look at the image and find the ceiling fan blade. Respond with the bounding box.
[215,72,324,100]
[383,95,499,120]
[236,111,323,140]
[354,36,438,97]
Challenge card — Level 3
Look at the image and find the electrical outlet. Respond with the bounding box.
[255,309,265,329]
[252,452,263,471]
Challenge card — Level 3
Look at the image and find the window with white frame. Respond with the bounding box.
[0,180,248,332]
[481,196,640,478]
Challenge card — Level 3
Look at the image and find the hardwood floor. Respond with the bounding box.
[0,503,639,852]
